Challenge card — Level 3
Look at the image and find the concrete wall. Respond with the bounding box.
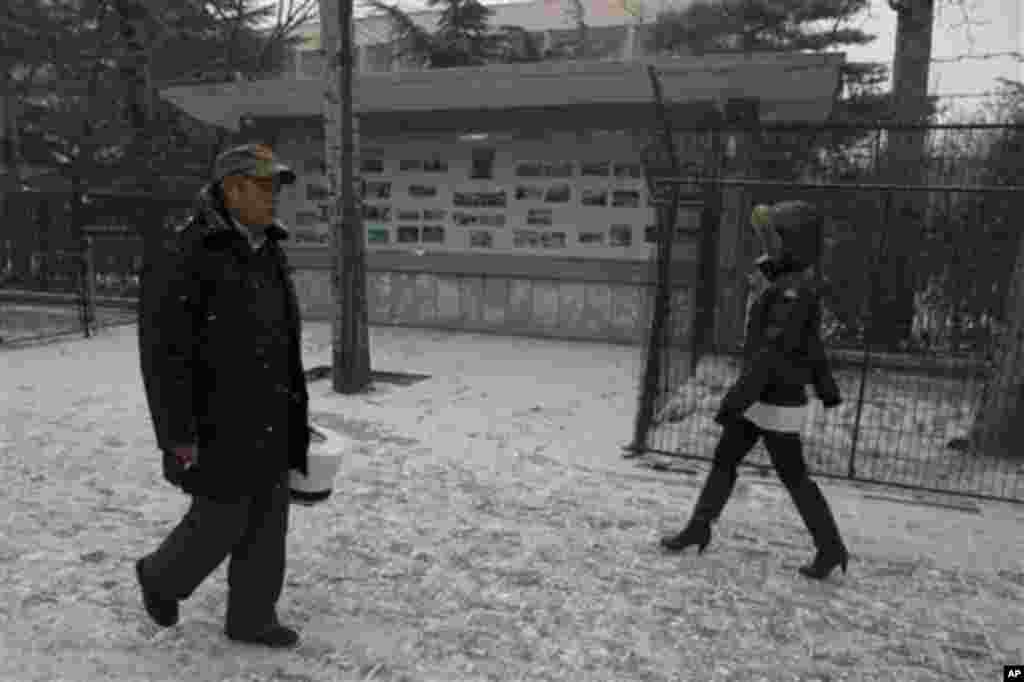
[286,250,747,347]
[291,266,685,345]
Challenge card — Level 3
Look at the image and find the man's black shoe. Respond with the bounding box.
[135,558,179,627]
[226,624,300,648]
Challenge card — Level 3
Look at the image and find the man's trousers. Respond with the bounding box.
[140,473,290,630]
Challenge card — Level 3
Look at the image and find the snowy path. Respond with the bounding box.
[0,323,1022,681]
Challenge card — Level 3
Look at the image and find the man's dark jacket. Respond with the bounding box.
[138,185,310,500]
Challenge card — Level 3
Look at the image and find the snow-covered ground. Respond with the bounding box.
[0,303,133,344]
[1,322,1022,682]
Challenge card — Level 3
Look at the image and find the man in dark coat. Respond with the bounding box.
[659,200,849,581]
[135,143,311,648]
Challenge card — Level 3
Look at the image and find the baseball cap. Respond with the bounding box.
[213,144,296,185]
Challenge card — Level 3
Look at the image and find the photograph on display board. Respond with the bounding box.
[580,161,611,177]
[399,159,423,172]
[361,158,384,174]
[422,225,445,243]
[397,209,421,221]
[408,184,438,198]
[471,148,496,179]
[526,208,552,227]
[397,226,420,243]
[544,161,574,178]
[478,214,506,228]
[367,227,390,244]
[581,189,608,207]
[364,181,392,200]
[452,211,477,227]
[306,183,329,201]
[454,191,507,208]
[544,184,571,203]
[649,187,701,206]
[541,231,567,248]
[363,204,392,222]
[424,157,448,173]
[514,161,543,178]
[614,162,644,179]
[611,190,640,208]
[610,225,633,247]
[513,230,540,248]
[469,230,493,248]
[479,191,507,208]
[579,231,605,245]
[423,209,447,221]
[515,185,544,201]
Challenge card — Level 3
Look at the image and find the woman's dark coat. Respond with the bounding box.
[138,186,310,501]
[716,202,842,424]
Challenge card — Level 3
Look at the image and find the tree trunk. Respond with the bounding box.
[320,0,371,394]
[876,0,934,351]
[970,223,1024,458]
[0,74,23,190]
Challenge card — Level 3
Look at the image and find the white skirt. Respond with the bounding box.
[743,401,808,434]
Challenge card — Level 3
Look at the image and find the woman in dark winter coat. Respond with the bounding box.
[660,200,849,580]
[135,144,311,648]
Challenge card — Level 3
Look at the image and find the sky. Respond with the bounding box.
[338,0,1023,115]
[844,0,1023,116]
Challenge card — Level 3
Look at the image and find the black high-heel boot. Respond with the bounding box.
[660,519,711,554]
[798,546,849,580]
[789,477,849,580]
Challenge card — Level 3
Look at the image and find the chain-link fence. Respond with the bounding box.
[0,191,192,346]
[632,121,1024,504]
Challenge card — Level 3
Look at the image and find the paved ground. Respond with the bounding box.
[0,322,1021,681]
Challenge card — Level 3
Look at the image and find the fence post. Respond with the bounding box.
[81,235,96,338]
[624,66,684,458]
[847,190,892,478]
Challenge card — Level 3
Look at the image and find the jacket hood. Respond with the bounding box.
[751,200,823,275]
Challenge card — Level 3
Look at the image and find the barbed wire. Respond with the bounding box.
[931,51,1024,64]
[934,92,1012,100]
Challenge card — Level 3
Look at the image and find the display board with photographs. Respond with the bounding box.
[281,135,703,258]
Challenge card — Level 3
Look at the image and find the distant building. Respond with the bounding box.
[286,0,664,79]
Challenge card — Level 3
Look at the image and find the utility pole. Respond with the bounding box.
[319,0,371,393]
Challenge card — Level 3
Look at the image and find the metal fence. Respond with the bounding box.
[0,191,192,346]
[630,121,1024,504]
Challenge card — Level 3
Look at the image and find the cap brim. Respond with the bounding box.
[245,160,296,184]
[275,166,296,185]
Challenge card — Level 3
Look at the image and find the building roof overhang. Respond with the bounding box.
[159,53,845,133]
